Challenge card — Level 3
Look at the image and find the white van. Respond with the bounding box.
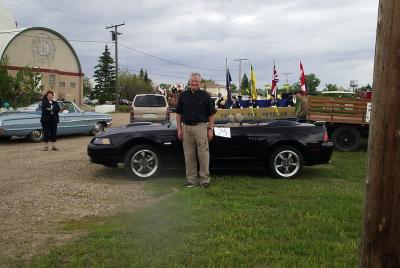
[130,94,169,123]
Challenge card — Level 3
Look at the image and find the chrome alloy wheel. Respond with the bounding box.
[30,129,44,142]
[273,150,300,178]
[130,149,159,178]
[90,122,104,135]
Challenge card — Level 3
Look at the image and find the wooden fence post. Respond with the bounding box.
[360,0,400,267]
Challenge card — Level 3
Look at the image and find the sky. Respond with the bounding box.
[2,0,378,90]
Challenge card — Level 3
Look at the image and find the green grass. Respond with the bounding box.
[30,151,367,268]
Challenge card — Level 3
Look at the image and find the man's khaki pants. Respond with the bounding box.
[182,123,211,185]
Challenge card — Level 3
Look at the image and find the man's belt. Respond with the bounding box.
[183,121,205,126]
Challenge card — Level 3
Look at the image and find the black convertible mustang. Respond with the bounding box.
[87,119,333,179]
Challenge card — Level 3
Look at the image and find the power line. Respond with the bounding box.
[119,42,225,72]
[120,65,225,82]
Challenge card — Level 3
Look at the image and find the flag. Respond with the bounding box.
[250,65,257,101]
[271,63,279,97]
[226,67,232,108]
[157,87,165,94]
[300,61,306,92]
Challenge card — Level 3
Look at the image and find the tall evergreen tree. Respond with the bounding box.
[144,70,149,82]
[241,74,250,95]
[139,69,145,80]
[92,45,116,104]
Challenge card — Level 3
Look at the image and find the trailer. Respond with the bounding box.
[308,96,371,151]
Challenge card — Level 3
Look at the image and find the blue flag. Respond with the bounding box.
[226,68,232,108]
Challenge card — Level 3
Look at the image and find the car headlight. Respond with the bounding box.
[93,137,111,145]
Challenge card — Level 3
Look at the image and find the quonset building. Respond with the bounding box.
[0,3,84,104]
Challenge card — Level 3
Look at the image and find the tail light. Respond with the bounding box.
[166,108,170,122]
[130,106,134,123]
[323,130,329,142]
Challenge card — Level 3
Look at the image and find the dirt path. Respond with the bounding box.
[0,113,167,263]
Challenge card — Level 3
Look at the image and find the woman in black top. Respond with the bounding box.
[41,90,60,151]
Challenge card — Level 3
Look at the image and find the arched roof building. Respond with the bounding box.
[0,27,84,104]
[0,2,84,105]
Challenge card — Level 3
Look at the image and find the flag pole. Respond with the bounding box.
[225,57,228,108]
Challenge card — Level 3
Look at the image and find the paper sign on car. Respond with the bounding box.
[214,127,231,138]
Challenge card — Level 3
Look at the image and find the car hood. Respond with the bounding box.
[98,123,173,137]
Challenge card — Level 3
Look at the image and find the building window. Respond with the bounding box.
[49,75,55,86]
[59,82,65,87]
[70,82,76,88]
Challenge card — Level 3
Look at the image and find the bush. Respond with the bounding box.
[116,104,130,113]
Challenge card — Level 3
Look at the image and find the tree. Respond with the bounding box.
[118,70,153,101]
[144,70,149,82]
[139,69,144,80]
[92,45,116,104]
[200,78,216,83]
[159,83,170,89]
[359,84,373,91]
[241,74,250,95]
[324,83,339,91]
[0,58,14,106]
[293,73,320,94]
[12,67,43,107]
[83,76,93,97]
[230,83,238,93]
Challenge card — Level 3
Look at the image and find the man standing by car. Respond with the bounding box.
[295,90,309,119]
[176,73,216,188]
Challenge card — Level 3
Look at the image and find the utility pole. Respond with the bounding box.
[234,58,248,95]
[360,1,400,267]
[106,22,125,104]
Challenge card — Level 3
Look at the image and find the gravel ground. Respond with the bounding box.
[0,113,163,263]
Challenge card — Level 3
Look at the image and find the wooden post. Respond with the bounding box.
[360,0,400,267]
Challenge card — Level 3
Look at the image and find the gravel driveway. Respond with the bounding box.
[0,113,162,263]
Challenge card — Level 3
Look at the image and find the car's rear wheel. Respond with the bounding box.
[90,122,105,136]
[28,129,44,142]
[268,145,304,179]
[124,144,161,180]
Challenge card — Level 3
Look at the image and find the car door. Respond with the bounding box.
[209,124,260,168]
[58,102,88,135]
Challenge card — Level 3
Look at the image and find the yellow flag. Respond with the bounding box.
[250,65,257,100]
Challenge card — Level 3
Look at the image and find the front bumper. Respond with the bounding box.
[87,142,120,167]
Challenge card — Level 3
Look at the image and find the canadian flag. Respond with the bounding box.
[300,61,306,92]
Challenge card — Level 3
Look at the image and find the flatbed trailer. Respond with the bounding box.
[308,96,371,151]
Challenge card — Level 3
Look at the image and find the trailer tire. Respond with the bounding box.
[331,126,361,152]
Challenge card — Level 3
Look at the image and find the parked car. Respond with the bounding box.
[130,94,169,123]
[84,98,99,105]
[87,118,333,179]
[0,101,112,142]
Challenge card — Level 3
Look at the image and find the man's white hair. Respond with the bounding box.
[190,72,202,81]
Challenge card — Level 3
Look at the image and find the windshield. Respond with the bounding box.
[134,95,167,107]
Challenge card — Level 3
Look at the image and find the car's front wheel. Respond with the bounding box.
[268,145,304,179]
[90,122,105,136]
[124,144,161,180]
[28,129,44,142]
